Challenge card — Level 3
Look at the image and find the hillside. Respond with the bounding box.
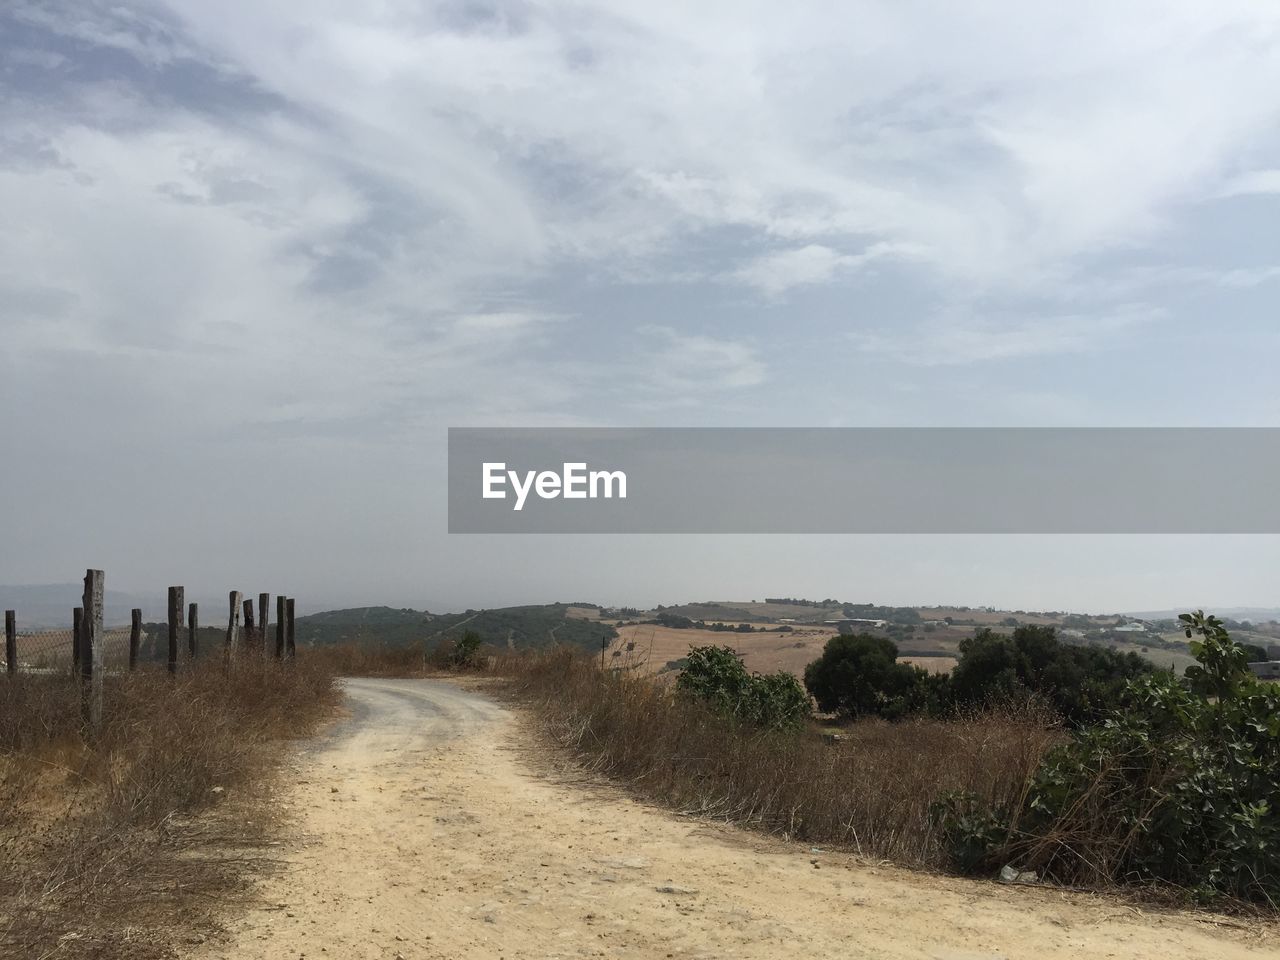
[295,606,431,646]
[293,604,616,651]
[423,604,616,650]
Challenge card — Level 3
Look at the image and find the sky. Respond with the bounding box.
[2,1,1280,615]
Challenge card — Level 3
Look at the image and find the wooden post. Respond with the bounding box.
[129,608,141,671]
[73,607,83,673]
[226,591,242,652]
[258,593,270,653]
[286,598,296,659]
[5,610,15,676]
[242,597,255,646]
[275,595,286,660]
[188,602,199,659]
[167,587,183,674]
[82,569,104,730]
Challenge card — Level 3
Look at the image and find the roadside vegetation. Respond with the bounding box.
[500,611,1280,911]
[935,612,1280,907]
[501,645,1057,867]
[804,624,1155,725]
[0,658,340,958]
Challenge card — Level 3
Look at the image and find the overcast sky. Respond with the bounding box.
[3,1,1280,615]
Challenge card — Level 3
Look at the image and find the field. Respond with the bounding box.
[608,623,838,677]
[577,600,1221,681]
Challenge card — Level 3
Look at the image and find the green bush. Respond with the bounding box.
[677,645,810,730]
[934,612,1280,905]
[448,629,483,668]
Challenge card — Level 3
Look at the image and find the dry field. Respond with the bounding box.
[607,623,838,677]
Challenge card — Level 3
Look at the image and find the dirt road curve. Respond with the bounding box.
[194,679,1274,960]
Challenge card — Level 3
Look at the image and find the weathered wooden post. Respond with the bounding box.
[129,608,142,671]
[275,595,286,660]
[259,593,270,653]
[286,598,296,659]
[5,610,15,676]
[167,587,183,674]
[82,569,104,730]
[226,591,242,653]
[242,597,256,646]
[188,602,199,659]
[73,607,83,673]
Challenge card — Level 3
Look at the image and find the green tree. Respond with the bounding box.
[803,634,928,719]
[1239,642,1268,663]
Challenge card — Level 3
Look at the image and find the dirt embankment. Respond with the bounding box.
[191,678,1275,960]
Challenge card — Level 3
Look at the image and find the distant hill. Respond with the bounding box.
[421,604,616,650]
[294,606,432,646]
[1125,607,1280,623]
[0,583,153,629]
[294,603,616,651]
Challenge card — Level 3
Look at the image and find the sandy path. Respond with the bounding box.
[193,678,1274,960]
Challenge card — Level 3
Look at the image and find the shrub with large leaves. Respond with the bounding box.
[677,645,810,731]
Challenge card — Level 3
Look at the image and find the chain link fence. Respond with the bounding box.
[3,626,142,674]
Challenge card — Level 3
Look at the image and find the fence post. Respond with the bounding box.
[5,610,15,676]
[73,607,83,673]
[242,597,255,646]
[167,587,183,674]
[275,595,286,660]
[82,569,104,730]
[259,593,270,654]
[188,602,199,659]
[129,608,141,671]
[227,591,242,653]
[286,598,296,659]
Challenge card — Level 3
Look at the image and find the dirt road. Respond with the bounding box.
[195,679,1274,959]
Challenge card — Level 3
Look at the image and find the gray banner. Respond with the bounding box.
[448,428,1280,533]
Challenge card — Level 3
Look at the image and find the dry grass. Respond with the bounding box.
[0,656,340,959]
[307,642,431,677]
[500,647,1059,866]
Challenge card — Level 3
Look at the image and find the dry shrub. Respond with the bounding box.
[503,647,1059,865]
[308,642,429,677]
[0,656,340,958]
[307,640,506,677]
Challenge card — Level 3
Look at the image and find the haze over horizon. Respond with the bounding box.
[3,2,1280,613]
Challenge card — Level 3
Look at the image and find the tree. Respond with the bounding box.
[803,634,928,719]
[1240,642,1268,663]
[949,625,1154,725]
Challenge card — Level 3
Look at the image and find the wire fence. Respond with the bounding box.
[5,627,143,675]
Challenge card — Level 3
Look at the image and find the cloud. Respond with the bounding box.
[849,308,1160,366]
[4,1,1280,432]
[1217,169,1280,197]
[635,326,767,401]
[730,242,910,296]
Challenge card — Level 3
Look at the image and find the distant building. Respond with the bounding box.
[1114,622,1148,633]
[1249,661,1280,681]
[825,618,888,634]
